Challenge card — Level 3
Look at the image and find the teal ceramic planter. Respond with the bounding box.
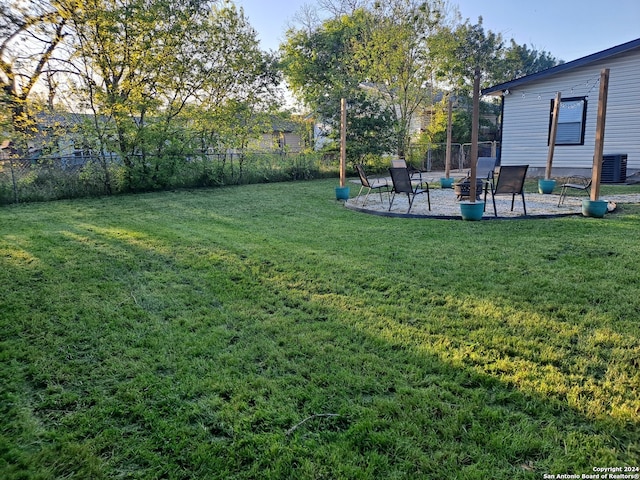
[440,177,454,189]
[459,201,485,221]
[582,199,607,218]
[538,179,556,194]
[335,185,350,200]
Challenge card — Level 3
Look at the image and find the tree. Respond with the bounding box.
[429,17,504,202]
[0,0,72,144]
[70,0,278,190]
[427,19,559,146]
[317,0,370,17]
[320,90,396,164]
[496,39,561,83]
[353,0,446,158]
[281,9,396,162]
[282,10,367,109]
[282,1,447,161]
[429,16,504,93]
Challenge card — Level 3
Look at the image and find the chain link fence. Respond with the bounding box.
[0,151,336,205]
[407,141,499,171]
[0,143,500,205]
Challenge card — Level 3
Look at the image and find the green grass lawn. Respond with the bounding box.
[1,179,639,479]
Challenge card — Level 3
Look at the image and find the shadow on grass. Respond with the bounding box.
[1,184,638,479]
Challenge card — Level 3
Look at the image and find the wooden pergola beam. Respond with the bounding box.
[546,91,561,180]
[340,98,347,188]
[591,68,610,200]
[445,96,453,179]
[469,67,480,202]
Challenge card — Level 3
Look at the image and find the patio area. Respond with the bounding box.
[344,171,639,219]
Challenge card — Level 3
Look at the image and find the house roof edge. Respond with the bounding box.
[482,37,640,96]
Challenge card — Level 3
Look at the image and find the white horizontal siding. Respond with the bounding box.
[499,48,640,173]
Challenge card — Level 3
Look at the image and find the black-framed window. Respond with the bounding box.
[549,96,587,145]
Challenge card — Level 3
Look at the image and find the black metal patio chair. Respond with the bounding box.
[557,175,592,206]
[391,158,425,185]
[464,156,497,210]
[388,167,430,213]
[477,157,497,200]
[355,164,390,207]
[490,165,529,217]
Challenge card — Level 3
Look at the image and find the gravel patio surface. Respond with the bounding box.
[344,174,640,219]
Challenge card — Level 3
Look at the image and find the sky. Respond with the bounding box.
[235,0,640,63]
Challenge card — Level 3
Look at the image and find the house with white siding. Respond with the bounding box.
[483,37,640,180]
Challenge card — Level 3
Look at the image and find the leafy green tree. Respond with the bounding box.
[419,99,448,145]
[353,0,445,158]
[320,90,396,164]
[282,1,447,161]
[428,19,558,146]
[71,0,190,189]
[281,10,366,108]
[281,9,396,162]
[429,16,504,93]
[426,17,504,152]
[71,0,278,190]
[496,39,561,82]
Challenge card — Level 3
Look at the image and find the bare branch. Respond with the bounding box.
[19,18,68,100]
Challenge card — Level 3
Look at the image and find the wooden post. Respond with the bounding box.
[469,67,480,202]
[546,91,561,180]
[445,96,453,179]
[339,97,347,188]
[591,68,610,200]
